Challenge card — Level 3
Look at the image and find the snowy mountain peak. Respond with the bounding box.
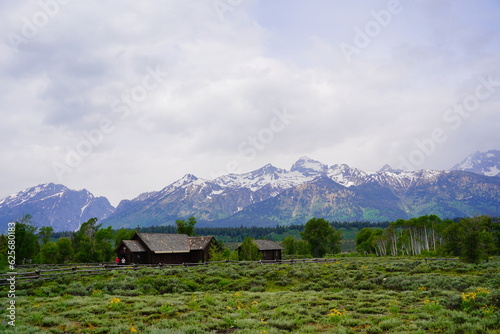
[252,163,283,176]
[451,150,500,177]
[290,156,328,176]
[212,163,293,192]
[158,173,204,196]
[0,183,114,232]
[379,164,398,173]
[0,182,69,207]
[177,174,199,185]
[327,164,369,187]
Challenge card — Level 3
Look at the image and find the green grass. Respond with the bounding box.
[2,257,500,333]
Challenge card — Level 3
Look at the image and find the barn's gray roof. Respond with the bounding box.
[135,233,190,254]
[129,233,216,254]
[122,240,146,252]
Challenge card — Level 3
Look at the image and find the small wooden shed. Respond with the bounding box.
[237,239,284,261]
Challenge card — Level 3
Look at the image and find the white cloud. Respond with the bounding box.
[1,0,499,206]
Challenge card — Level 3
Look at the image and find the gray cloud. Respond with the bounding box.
[1,0,499,206]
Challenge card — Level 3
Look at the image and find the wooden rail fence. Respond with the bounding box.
[0,258,337,286]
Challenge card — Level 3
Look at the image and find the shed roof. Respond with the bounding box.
[122,240,146,252]
[236,239,284,251]
[253,239,284,251]
[135,233,190,253]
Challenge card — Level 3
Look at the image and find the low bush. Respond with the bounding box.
[2,257,500,333]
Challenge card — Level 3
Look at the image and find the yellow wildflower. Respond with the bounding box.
[327,308,346,316]
[462,287,490,301]
[461,292,477,302]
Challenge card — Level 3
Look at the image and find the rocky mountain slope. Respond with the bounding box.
[451,149,500,177]
[220,170,500,226]
[0,183,115,232]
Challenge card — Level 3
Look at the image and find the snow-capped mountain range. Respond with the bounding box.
[102,151,500,229]
[0,183,114,232]
[1,150,499,232]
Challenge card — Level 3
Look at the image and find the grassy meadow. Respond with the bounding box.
[2,257,500,333]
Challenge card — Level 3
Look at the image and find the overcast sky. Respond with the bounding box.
[1,0,499,206]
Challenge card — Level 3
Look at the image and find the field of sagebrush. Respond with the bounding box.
[2,257,500,333]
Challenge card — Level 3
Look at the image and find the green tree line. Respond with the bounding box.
[0,215,345,266]
[129,221,387,242]
[355,215,500,263]
[0,215,136,266]
[4,213,496,266]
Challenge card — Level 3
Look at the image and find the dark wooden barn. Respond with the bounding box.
[115,232,220,264]
[237,239,284,261]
